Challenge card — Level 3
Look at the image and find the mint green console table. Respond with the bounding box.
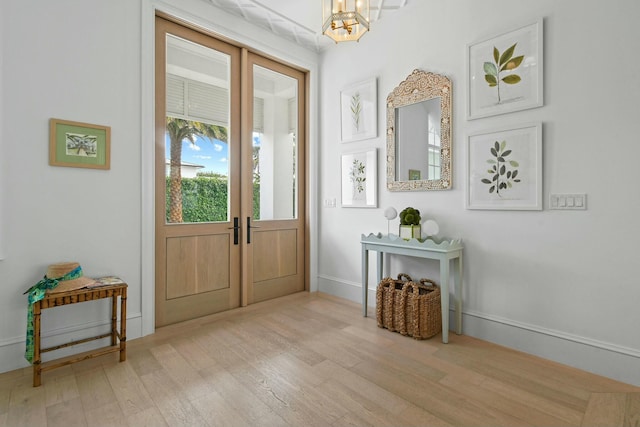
[361,233,464,343]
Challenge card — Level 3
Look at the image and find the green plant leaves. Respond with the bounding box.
[484,62,498,77]
[500,55,524,71]
[349,159,366,193]
[351,92,362,131]
[502,75,522,84]
[399,207,421,225]
[499,43,517,66]
[484,62,498,86]
[484,43,524,102]
[480,139,521,196]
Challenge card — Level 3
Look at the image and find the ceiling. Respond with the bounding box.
[201,0,408,52]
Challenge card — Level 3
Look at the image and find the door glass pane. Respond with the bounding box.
[165,35,231,224]
[252,65,298,221]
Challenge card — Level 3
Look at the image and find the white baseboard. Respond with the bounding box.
[318,275,640,387]
[0,313,142,375]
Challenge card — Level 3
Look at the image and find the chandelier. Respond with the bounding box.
[322,0,370,43]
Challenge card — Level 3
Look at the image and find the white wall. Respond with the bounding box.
[1,0,144,371]
[0,0,5,260]
[0,0,318,373]
[318,0,640,385]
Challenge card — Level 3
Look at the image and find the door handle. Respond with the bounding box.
[227,217,240,245]
[246,216,261,244]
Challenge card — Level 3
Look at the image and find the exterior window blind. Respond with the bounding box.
[166,74,228,127]
[188,80,228,126]
[166,75,185,116]
[168,74,264,133]
[253,97,264,133]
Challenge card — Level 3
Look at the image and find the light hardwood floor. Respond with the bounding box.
[1,292,639,427]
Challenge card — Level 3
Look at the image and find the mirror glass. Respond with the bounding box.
[387,69,452,191]
[395,98,441,181]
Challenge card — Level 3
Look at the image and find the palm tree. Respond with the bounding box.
[166,117,228,223]
[252,145,260,183]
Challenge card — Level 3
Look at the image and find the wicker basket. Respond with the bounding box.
[376,273,412,333]
[402,278,442,340]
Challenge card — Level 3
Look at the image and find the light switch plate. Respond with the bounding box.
[323,198,337,208]
[550,193,587,210]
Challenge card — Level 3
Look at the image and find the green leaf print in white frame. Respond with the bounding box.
[340,78,377,142]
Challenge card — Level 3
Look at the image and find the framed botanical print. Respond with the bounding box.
[340,78,377,142]
[341,149,377,208]
[467,19,543,120]
[467,123,542,210]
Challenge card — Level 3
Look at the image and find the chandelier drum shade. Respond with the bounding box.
[322,0,370,43]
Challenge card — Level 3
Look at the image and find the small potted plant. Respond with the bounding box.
[399,207,421,240]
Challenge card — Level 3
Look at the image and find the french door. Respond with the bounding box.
[243,52,306,306]
[154,16,306,327]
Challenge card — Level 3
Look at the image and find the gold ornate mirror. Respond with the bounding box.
[386,69,452,191]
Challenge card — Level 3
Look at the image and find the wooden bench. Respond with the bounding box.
[32,280,127,386]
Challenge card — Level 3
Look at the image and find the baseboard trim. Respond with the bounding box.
[318,275,640,386]
[0,312,142,374]
[462,309,640,359]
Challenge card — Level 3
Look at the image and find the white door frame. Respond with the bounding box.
[140,0,319,336]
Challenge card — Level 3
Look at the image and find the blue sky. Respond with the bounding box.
[165,134,229,175]
[165,133,262,176]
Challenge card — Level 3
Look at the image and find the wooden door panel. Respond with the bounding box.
[196,234,230,292]
[252,229,297,282]
[165,234,230,300]
[165,236,197,299]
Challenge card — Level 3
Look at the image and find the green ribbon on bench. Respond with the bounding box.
[24,266,83,364]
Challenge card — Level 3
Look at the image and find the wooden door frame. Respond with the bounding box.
[140,2,318,337]
[150,11,312,327]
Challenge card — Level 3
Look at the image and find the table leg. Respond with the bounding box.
[440,259,450,344]
[453,257,463,335]
[376,252,383,287]
[33,302,42,387]
[111,294,117,346]
[120,289,127,362]
[362,247,368,317]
